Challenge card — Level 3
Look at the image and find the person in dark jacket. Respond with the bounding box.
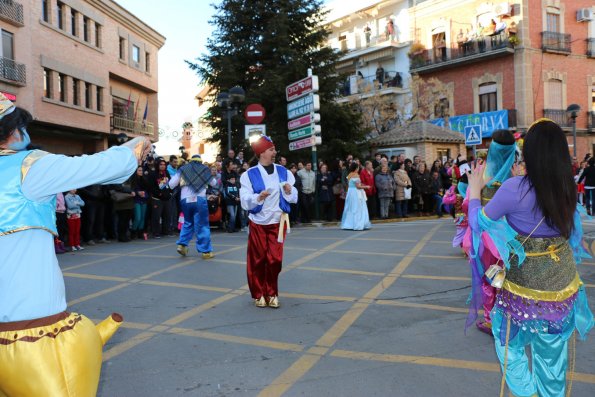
[146,159,172,238]
[578,157,595,215]
[412,162,433,216]
[131,166,150,239]
[223,173,240,232]
[317,164,335,221]
[288,164,302,224]
[108,180,134,242]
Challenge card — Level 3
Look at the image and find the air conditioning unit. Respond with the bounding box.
[577,8,593,22]
[356,59,367,67]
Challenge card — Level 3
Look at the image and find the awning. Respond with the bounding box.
[360,48,395,63]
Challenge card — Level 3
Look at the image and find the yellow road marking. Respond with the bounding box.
[299,266,385,277]
[140,280,232,293]
[162,293,243,326]
[329,249,404,257]
[419,254,465,260]
[103,331,156,362]
[168,327,304,352]
[63,272,129,282]
[258,355,322,397]
[259,224,441,396]
[401,275,469,281]
[68,283,130,306]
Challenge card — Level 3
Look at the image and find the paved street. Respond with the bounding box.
[61,219,595,397]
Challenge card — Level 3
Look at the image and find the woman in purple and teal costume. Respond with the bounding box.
[466,119,593,397]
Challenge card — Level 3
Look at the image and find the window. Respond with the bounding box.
[546,12,559,32]
[84,82,91,109]
[72,78,80,106]
[479,83,498,112]
[43,69,51,98]
[132,45,140,63]
[96,87,102,111]
[42,0,49,22]
[545,79,563,109]
[112,96,134,119]
[58,73,65,102]
[591,87,594,112]
[434,98,449,118]
[71,9,77,36]
[95,24,101,47]
[119,37,125,60]
[1,30,14,60]
[145,52,150,73]
[83,17,89,42]
[436,148,451,163]
[56,2,64,29]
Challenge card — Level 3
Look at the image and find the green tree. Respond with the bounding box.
[187,0,365,163]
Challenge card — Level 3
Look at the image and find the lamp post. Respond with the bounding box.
[566,104,581,158]
[216,86,245,153]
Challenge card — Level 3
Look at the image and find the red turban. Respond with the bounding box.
[250,135,275,156]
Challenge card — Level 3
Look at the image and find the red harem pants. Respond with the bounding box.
[246,220,287,299]
[67,216,81,247]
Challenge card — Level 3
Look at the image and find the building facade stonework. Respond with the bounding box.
[0,0,165,154]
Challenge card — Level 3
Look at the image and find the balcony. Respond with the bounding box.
[337,71,409,103]
[337,35,409,65]
[0,0,23,26]
[543,109,570,127]
[588,39,595,58]
[410,34,514,74]
[541,31,571,54]
[589,111,595,132]
[0,56,26,85]
[111,114,154,136]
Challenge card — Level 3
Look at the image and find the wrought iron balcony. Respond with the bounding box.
[410,34,514,74]
[110,114,154,136]
[543,109,570,127]
[589,111,595,132]
[0,0,24,26]
[541,31,571,54]
[0,56,26,85]
[587,39,595,58]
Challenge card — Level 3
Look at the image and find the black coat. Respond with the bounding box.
[317,172,334,203]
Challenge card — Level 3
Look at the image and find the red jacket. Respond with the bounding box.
[359,169,376,196]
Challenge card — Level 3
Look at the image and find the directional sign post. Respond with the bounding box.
[464,125,482,159]
[286,69,322,219]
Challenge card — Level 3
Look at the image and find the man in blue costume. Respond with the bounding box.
[0,95,152,396]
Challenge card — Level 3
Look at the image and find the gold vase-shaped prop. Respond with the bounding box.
[95,313,123,346]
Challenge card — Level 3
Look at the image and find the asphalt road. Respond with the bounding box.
[60,219,595,396]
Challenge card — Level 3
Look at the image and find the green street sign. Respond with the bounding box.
[288,126,313,141]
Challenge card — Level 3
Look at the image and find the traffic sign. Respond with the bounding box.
[288,113,321,131]
[244,124,266,139]
[286,75,319,101]
[287,94,319,120]
[244,104,266,124]
[464,125,482,146]
[288,125,321,141]
[289,136,321,151]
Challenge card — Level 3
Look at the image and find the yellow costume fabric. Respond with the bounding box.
[0,312,121,397]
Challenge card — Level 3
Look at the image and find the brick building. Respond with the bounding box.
[0,0,165,154]
[409,0,595,158]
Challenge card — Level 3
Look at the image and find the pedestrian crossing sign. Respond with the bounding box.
[464,125,482,146]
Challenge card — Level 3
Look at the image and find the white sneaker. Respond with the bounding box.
[76,246,84,251]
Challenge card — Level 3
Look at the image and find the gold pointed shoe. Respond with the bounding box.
[202,252,214,260]
[176,245,188,256]
[255,296,267,308]
[267,296,280,308]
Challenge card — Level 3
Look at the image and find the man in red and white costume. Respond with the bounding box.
[240,135,298,308]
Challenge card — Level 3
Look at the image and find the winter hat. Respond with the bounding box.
[190,154,202,163]
[250,135,274,156]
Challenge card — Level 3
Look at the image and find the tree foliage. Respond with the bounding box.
[187,0,366,162]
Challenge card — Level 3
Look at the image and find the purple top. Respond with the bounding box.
[468,176,559,237]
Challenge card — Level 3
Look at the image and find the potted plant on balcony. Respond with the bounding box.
[508,34,520,48]
[408,42,427,67]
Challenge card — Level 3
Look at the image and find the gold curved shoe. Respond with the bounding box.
[255,296,267,308]
[176,245,188,256]
[202,252,214,260]
[267,296,280,308]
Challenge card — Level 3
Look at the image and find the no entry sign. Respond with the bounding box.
[244,103,266,124]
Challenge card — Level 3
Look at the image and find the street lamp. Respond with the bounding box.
[216,86,245,153]
[566,104,581,157]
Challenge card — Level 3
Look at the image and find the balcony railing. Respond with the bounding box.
[0,0,23,26]
[543,109,570,127]
[541,31,571,53]
[0,56,26,85]
[587,39,595,58]
[589,111,595,131]
[410,34,513,71]
[111,114,154,136]
[339,71,405,97]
